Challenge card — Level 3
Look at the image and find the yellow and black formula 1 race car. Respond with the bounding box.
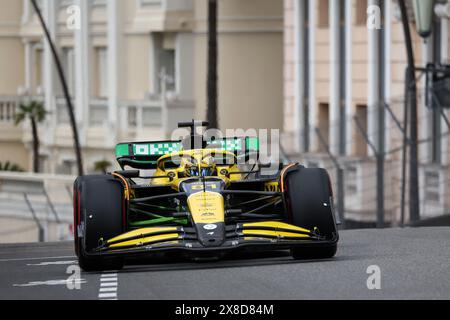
[73,121,339,271]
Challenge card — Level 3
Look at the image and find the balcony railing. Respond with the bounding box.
[0,95,45,125]
[0,96,19,124]
[1,94,194,141]
[55,98,109,127]
[120,100,162,130]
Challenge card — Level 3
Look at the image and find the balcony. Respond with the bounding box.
[0,96,34,142]
[131,0,194,32]
[0,96,18,125]
[119,97,195,141]
[1,93,194,149]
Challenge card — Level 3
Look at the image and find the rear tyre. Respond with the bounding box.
[284,167,338,260]
[74,175,125,271]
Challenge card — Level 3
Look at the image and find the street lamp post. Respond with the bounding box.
[412,0,437,38]
[398,0,436,224]
[206,0,218,130]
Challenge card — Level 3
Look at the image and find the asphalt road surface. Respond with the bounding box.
[1,227,450,300]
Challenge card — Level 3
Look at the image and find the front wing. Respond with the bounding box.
[85,221,338,258]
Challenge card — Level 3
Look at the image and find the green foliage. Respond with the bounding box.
[94,160,112,174]
[14,100,48,126]
[0,161,24,172]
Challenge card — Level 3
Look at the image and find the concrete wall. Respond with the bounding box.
[0,0,24,95]
[193,0,284,131]
[0,142,30,170]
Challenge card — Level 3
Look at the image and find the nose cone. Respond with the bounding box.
[186,186,226,247]
[196,223,226,247]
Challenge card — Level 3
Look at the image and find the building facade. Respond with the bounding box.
[283,0,450,226]
[0,0,284,174]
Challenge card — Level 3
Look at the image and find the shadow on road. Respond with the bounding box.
[99,250,340,274]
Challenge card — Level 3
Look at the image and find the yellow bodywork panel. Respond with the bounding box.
[109,233,180,248]
[187,191,225,224]
[107,227,179,248]
[242,221,312,234]
[264,181,280,192]
[242,230,310,238]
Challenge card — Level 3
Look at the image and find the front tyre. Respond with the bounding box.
[74,175,125,271]
[284,167,338,260]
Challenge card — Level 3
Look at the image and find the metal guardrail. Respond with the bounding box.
[0,172,75,243]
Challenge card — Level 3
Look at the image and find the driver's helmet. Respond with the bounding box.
[183,157,200,177]
[200,155,216,176]
[183,155,217,177]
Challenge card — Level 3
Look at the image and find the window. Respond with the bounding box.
[139,0,162,9]
[354,104,368,156]
[318,0,329,28]
[355,0,368,26]
[159,49,175,92]
[154,33,176,93]
[95,47,108,98]
[34,47,44,94]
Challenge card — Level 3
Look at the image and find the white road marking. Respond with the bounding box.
[27,260,77,266]
[98,272,119,300]
[98,293,117,299]
[100,282,118,287]
[101,274,118,279]
[0,256,76,263]
[101,277,118,282]
[101,273,117,277]
[13,279,86,287]
[100,287,117,292]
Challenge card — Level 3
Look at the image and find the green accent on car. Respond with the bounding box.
[207,139,243,151]
[133,142,182,156]
[130,218,188,227]
[115,141,183,159]
[115,144,130,158]
[206,137,260,152]
[115,137,260,165]
[246,137,260,151]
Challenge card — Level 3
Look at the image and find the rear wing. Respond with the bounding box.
[115,137,260,170]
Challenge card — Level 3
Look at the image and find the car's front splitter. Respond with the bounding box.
[83,236,338,260]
